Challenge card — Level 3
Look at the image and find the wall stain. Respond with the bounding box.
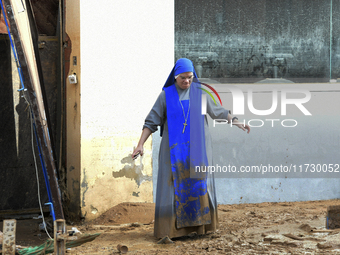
[132,191,140,197]
[73,101,78,128]
[81,168,88,207]
[91,205,98,214]
[112,155,152,187]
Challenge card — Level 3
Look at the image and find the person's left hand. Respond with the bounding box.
[235,123,250,133]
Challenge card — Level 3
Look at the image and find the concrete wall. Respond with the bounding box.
[212,83,340,204]
[166,0,340,204]
[153,83,340,204]
[175,0,340,81]
[79,1,174,220]
[73,0,340,221]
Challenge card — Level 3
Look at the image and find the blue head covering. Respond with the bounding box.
[161,57,208,175]
[160,58,199,137]
[163,58,198,88]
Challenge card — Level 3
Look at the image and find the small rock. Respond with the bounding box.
[157,236,174,244]
[317,242,333,249]
[299,224,312,232]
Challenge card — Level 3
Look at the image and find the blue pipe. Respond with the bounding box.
[45,202,55,222]
[31,111,56,221]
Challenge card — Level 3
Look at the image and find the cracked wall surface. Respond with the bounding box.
[80,136,153,220]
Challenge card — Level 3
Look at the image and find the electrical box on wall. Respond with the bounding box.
[68,73,77,84]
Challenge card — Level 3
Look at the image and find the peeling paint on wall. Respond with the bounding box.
[91,205,98,214]
[132,192,140,197]
[81,168,88,207]
[80,135,153,220]
[112,155,152,187]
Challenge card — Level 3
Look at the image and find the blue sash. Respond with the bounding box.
[164,83,211,228]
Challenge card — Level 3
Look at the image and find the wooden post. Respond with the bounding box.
[54,219,66,255]
[326,205,340,229]
[2,219,16,255]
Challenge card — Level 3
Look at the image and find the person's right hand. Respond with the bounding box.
[132,145,144,159]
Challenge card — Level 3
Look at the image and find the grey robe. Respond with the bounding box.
[143,83,229,239]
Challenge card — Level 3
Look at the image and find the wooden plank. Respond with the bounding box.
[327,205,340,229]
[2,219,16,255]
[54,219,66,255]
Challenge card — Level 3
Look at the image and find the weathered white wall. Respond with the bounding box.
[80,0,174,220]
[79,1,339,220]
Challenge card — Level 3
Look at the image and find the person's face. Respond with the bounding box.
[175,72,193,90]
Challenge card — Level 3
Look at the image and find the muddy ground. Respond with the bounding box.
[2,199,340,254]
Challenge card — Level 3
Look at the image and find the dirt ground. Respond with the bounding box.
[3,199,340,254]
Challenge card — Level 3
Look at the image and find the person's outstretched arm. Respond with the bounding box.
[132,91,166,159]
[207,94,250,133]
[132,127,152,158]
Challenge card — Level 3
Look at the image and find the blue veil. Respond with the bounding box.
[163,58,208,172]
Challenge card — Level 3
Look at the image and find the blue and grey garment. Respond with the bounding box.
[143,58,229,239]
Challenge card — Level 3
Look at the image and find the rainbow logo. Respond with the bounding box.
[198,82,222,106]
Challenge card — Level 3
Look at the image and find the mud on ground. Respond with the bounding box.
[3,200,340,254]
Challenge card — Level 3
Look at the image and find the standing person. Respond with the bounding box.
[132,58,250,241]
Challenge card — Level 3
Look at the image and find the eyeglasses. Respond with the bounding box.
[178,75,193,81]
